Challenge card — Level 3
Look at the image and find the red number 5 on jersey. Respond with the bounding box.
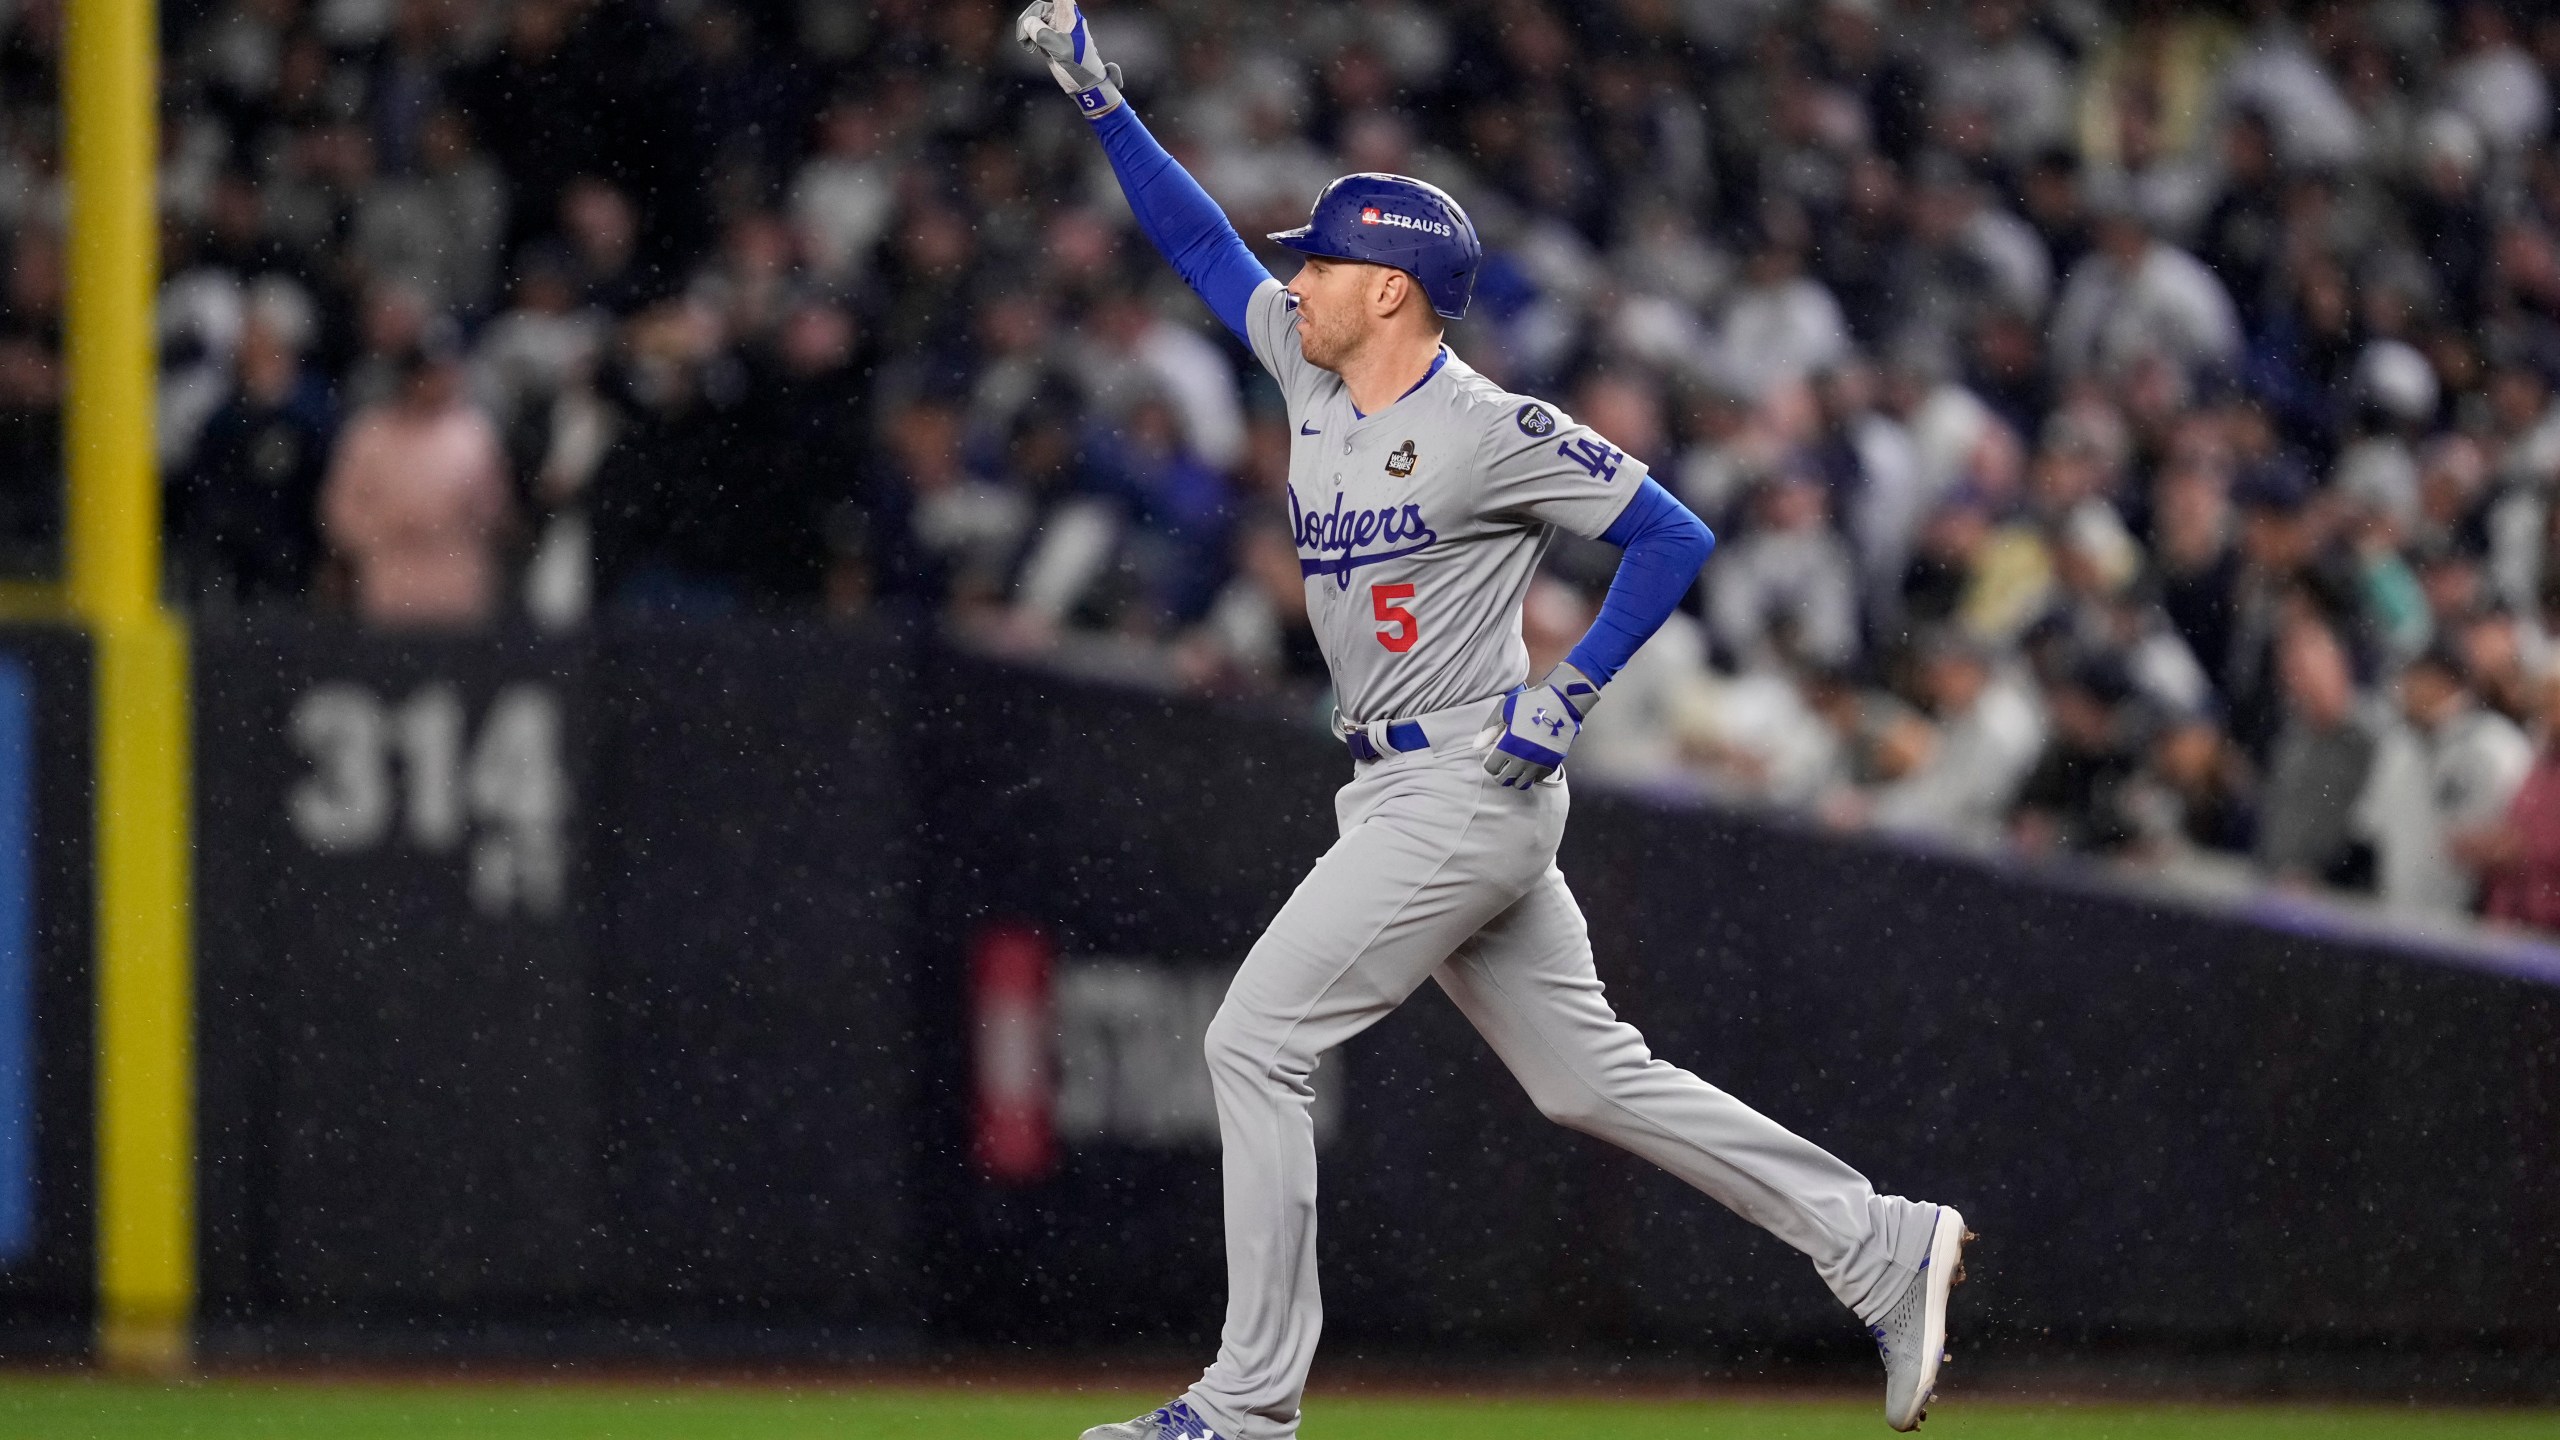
[1371,583,1419,652]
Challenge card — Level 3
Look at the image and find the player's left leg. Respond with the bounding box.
[1172,749,1562,1440]
[1432,862,1955,1351]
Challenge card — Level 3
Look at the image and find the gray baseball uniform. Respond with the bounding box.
[1179,281,1938,1440]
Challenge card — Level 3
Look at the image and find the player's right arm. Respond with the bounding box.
[1017,1,1273,346]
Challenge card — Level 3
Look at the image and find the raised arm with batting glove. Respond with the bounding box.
[1019,1,1272,341]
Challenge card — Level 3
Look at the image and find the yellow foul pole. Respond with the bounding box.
[64,0,194,1372]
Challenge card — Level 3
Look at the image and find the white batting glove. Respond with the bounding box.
[1484,663,1601,789]
[1016,0,1124,118]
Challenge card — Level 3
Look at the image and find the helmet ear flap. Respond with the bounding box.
[1394,269,1445,327]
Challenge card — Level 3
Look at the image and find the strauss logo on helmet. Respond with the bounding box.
[1355,205,1453,237]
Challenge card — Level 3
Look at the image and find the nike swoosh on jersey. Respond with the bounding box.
[1300,420,1321,435]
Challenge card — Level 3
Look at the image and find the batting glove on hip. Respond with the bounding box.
[1484,663,1600,789]
[1017,0,1124,118]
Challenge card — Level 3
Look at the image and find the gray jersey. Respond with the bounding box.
[1244,279,1645,721]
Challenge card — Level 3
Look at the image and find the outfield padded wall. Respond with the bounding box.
[190,622,917,1344]
[164,621,2560,1369]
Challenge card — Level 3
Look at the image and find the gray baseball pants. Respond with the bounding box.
[1182,735,1936,1440]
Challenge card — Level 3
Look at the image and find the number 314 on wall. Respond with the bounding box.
[1371,584,1418,652]
[287,681,569,918]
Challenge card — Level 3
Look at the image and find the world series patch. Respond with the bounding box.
[1516,403,1556,437]
[1386,439,1417,476]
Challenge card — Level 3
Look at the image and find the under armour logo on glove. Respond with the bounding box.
[1485,663,1601,789]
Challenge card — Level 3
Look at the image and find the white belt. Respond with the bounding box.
[1333,696,1501,764]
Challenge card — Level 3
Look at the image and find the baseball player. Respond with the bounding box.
[1016,6,1970,1436]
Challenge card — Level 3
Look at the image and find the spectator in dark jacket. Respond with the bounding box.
[178,298,336,605]
[2011,658,2142,855]
[586,301,757,614]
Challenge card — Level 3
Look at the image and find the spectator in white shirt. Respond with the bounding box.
[2355,644,2536,915]
[471,246,603,433]
[1909,155,2053,322]
[2441,1,2548,154]
[2217,0,2366,170]
[1710,470,1863,671]
[1715,229,1850,402]
[1866,630,2050,846]
[791,95,900,287]
[350,107,507,315]
[1930,0,2074,163]
[2049,198,2244,387]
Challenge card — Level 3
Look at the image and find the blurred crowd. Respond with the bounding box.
[10,0,2560,928]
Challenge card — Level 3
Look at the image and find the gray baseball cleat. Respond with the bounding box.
[1871,1204,1972,1431]
[1081,1399,1226,1440]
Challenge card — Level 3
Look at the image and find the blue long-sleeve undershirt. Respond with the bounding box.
[1090,105,1271,344]
[1565,479,1717,688]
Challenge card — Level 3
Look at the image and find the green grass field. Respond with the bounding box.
[2,1378,2555,1440]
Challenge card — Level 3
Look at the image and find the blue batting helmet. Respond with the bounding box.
[1269,173,1483,320]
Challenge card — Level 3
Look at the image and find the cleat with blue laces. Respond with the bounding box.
[1872,1205,1972,1431]
[1080,1399,1226,1440]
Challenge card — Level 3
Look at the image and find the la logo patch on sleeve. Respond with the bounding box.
[1386,439,1418,476]
[1515,403,1556,437]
